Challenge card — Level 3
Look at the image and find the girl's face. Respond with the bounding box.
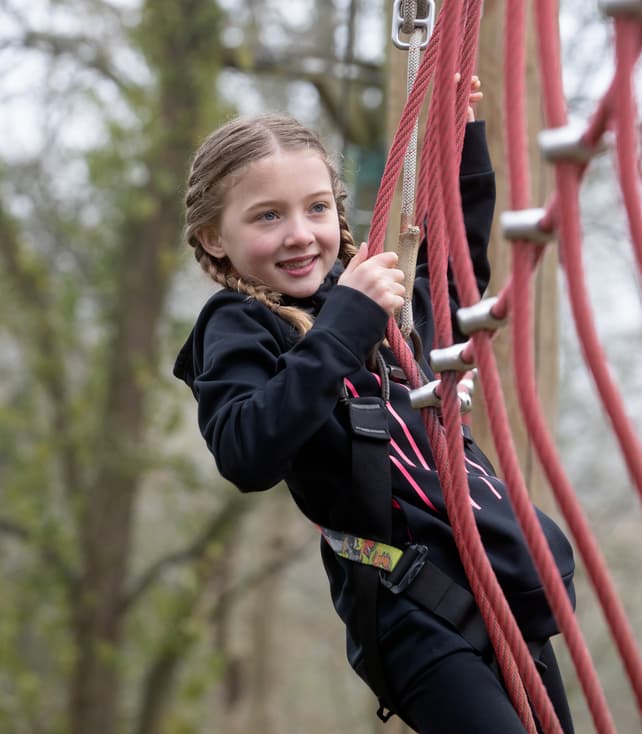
[201,149,341,299]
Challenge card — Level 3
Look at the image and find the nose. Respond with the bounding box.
[283,212,314,247]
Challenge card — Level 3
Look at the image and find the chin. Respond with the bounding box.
[282,277,323,299]
[286,285,318,299]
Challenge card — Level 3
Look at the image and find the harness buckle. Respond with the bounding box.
[379,543,429,594]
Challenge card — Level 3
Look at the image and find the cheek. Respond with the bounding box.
[326,221,342,255]
[247,234,278,256]
[237,233,280,268]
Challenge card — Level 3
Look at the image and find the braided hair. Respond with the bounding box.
[184,114,357,335]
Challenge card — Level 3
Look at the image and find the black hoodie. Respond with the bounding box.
[174,122,574,665]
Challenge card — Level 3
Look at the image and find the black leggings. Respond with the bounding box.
[396,641,574,734]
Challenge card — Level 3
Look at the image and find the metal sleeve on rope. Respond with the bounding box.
[429,342,474,373]
[538,125,608,163]
[391,0,435,49]
[396,225,421,336]
[501,208,554,244]
[599,0,642,17]
[457,297,507,335]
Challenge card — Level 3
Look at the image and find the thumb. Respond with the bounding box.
[345,241,369,272]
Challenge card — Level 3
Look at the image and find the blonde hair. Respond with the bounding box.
[184,113,357,335]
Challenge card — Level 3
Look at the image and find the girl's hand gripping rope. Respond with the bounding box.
[338,242,406,317]
[455,72,484,122]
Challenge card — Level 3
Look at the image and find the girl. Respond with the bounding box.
[174,95,576,732]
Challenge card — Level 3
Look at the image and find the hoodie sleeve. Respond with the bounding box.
[414,120,495,347]
[191,285,388,492]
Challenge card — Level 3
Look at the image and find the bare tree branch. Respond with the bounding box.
[135,533,315,734]
[16,30,131,90]
[211,535,316,619]
[0,515,75,582]
[0,202,83,506]
[0,516,29,540]
[0,202,51,313]
[219,44,384,146]
[122,493,247,612]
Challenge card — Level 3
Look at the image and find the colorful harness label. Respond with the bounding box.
[319,526,404,572]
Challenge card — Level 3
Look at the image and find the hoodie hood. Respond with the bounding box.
[172,261,344,392]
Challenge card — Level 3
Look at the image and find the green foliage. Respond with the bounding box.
[0,1,239,732]
[0,2,390,732]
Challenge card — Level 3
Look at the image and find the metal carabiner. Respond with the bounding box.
[391,0,435,50]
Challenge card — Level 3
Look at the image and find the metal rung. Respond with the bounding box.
[538,125,607,163]
[599,0,642,17]
[409,380,441,409]
[458,369,478,395]
[501,208,554,244]
[457,297,507,335]
[429,343,473,373]
[458,392,473,415]
[409,380,473,415]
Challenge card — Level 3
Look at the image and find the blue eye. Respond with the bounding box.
[311,202,328,213]
[260,210,278,221]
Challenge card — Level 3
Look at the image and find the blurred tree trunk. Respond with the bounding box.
[246,494,288,734]
[0,2,388,733]
[66,1,224,726]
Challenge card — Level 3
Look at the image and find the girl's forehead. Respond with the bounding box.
[229,149,333,196]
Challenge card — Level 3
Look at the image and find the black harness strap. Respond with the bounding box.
[346,395,396,720]
[347,397,392,541]
[380,543,490,655]
[342,353,491,723]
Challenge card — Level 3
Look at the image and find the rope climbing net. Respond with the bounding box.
[370,2,642,732]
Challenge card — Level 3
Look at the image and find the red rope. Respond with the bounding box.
[613,19,642,274]
[365,1,642,731]
[503,3,618,732]
[512,238,642,716]
[535,5,642,507]
[511,243,619,734]
[419,1,558,729]
[367,13,443,258]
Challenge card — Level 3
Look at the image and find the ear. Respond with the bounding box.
[197,227,226,259]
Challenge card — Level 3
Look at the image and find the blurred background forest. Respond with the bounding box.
[0,1,640,733]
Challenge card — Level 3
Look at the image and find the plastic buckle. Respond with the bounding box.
[391,0,435,49]
[379,544,429,594]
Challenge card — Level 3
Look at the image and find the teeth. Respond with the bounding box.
[279,256,314,270]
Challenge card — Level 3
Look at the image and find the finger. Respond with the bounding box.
[369,251,399,270]
[345,241,368,272]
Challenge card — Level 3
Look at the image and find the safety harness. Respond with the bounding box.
[321,348,491,722]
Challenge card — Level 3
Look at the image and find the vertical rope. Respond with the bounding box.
[364,1,642,729]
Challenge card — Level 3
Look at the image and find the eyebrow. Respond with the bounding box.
[244,190,334,212]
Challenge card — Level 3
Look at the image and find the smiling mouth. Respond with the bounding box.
[277,255,318,271]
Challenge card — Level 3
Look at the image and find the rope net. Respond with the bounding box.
[368,2,642,732]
